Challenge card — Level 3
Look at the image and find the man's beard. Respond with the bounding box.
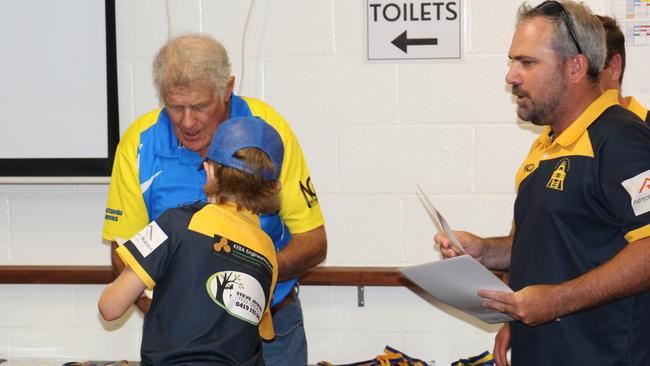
[512,73,564,125]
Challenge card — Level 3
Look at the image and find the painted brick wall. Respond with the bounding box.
[1,0,648,364]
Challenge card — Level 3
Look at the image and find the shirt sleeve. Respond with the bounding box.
[598,120,650,243]
[115,209,184,289]
[102,117,151,242]
[244,97,325,234]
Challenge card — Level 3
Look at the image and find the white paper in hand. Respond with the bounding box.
[400,256,513,323]
[415,182,466,255]
[410,182,513,323]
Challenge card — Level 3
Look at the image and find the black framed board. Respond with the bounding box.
[0,0,118,182]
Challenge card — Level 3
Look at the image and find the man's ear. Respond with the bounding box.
[274,181,282,190]
[224,76,235,102]
[606,53,624,83]
[567,54,590,83]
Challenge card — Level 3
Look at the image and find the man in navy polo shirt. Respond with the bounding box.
[435,1,650,365]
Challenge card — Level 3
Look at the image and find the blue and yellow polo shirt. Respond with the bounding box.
[509,90,650,365]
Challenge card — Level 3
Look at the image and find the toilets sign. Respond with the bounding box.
[365,1,462,61]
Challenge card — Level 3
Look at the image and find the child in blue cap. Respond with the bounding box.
[99,116,283,365]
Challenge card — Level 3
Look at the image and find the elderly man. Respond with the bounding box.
[102,34,326,366]
[435,1,650,365]
[598,15,649,123]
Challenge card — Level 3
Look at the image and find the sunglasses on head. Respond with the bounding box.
[535,0,583,55]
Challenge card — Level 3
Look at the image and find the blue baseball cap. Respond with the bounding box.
[202,116,284,180]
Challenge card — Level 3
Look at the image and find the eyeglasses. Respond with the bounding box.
[535,1,583,54]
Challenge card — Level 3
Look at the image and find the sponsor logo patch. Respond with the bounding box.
[213,236,231,253]
[130,221,168,257]
[211,235,273,276]
[206,271,266,324]
[299,176,319,208]
[104,207,123,222]
[622,170,650,216]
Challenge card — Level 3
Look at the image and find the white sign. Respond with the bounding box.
[365,0,462,61]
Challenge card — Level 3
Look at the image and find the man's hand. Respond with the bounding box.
[493,323,511,366]
[480,236,650,326]
[478,285,569,326]
[434,230,486,260]
[434,230,513,271]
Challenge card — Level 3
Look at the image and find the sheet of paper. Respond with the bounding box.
[415,182,466,255]
[400,255,513,324]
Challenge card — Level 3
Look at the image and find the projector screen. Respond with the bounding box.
[0,0,118,182]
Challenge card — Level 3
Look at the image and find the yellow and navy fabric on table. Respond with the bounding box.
[317,345,433,366]
[450,351,494,366]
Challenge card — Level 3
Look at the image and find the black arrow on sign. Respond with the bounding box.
[391,30,438,54]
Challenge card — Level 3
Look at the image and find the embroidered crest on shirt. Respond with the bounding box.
[546,159,570,191]
[621,169,650,216]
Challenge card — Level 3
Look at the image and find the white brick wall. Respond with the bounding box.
[1,0,649,364]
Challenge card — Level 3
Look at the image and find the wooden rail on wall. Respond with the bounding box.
[0,266,411,286]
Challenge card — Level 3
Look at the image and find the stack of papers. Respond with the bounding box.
[400,255,513,323]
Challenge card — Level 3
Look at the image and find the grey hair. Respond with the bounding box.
[153,33,232,102]
[517,1,606,82]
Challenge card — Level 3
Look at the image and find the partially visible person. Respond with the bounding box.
[435,1,650,365]
[99,116,283,365]
[102,34,326,365]
[598,15,649,122]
